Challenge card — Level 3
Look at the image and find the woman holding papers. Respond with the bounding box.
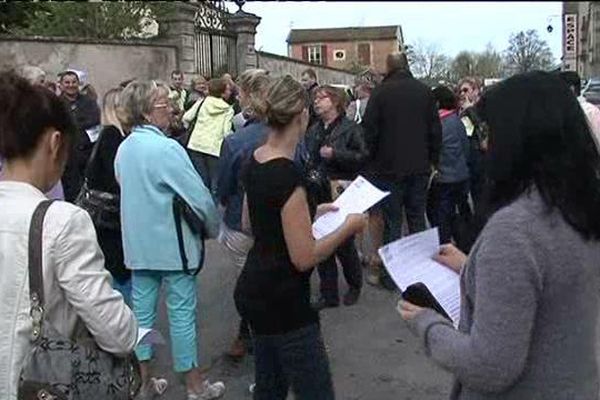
[303,85,369,309]
[399,71,600,399]
[235,76,366,400]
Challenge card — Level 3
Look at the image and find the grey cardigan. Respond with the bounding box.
[409,189,600,400]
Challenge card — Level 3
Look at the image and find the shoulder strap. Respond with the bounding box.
[83,127,105,180]
[172,197,204,276]
[28,200,55,309]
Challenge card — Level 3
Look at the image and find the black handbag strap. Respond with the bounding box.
[27,200,55,340]
[185,99,205,147]
[83,127,104,180]
[172,198,204,276]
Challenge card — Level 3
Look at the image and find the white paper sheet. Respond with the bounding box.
[312,175,389,239]
[378,228,461,326]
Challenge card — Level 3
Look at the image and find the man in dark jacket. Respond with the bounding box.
[362,52,442,288]
[59,70,101,202]
[301,68,320,128]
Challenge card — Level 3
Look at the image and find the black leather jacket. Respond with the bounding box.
[302,116,369,202]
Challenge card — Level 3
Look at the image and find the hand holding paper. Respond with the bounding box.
[312,176,389,239]
[379,228,461,327]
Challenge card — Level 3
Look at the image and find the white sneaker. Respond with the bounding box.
[249,383,256,394]
[188,380,226,400]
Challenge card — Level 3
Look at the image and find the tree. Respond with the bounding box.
[4,2,175,40]
[409,40,451,81]
[504,29,554,74]
[473,43,503,78]
[0,2,50,34]
[450,51,475,81]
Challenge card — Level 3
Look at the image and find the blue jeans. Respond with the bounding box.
[253,324,334,400]
[132,270,199,372]
[426,180,470,244]
[372,173,429,244]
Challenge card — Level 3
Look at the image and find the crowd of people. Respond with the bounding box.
[1,48,600,400]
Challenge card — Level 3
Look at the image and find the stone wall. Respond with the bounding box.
[257,51,356,85]
[0,36,178,102]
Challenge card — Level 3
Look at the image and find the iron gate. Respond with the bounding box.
[193,2,237,78]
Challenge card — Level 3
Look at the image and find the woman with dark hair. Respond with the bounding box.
[428,85,470,245]
[302,85,369,309]
[0,72,137,398]
[399,71,600,399]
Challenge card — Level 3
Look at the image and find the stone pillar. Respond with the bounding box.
[157,3,198,76]
[228,10,261,75]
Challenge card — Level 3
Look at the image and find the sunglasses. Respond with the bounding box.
[460,87,470,93]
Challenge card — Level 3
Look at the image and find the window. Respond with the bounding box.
[333,49,346,61]
[358,43,371,66]
[308,45,322,64]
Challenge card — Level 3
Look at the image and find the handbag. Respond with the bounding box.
[75,130,121,231]
[172,194,206,276]
[18,200,140,400]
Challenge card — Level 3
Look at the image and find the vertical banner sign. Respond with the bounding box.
[563,14,578,71]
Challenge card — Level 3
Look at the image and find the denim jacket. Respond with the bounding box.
[217,120,268,231]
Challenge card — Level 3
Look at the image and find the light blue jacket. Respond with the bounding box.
[115,124,219,271]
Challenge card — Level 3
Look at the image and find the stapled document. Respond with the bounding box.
[379,228,461,326]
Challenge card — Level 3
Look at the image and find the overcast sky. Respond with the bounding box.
[225,1,562,60]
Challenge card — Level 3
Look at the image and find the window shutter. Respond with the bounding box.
[302,46,308,61]
[321,45,328,65]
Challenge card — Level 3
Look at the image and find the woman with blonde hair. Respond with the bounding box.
[234,75,366,399]
[216,68,271,360]
[84,87,131,302]
[116,79,224,400]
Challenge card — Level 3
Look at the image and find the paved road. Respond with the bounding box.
[150,241,452,399]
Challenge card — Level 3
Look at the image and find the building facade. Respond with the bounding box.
[287,25,404,74]
[562,1,600,78]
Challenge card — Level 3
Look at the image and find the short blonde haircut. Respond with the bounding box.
[119,79,169,131]
[265,75,308,129]
[102,87,125,135]
[236,69,271,120]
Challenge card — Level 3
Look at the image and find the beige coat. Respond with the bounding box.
[0,181,137,399]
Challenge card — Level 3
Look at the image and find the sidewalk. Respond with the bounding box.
[149,241,453,399]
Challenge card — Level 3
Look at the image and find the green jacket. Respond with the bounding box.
[184,96,234,156]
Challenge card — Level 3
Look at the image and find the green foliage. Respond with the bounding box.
[0,3,47,34]
[2,1,175,40]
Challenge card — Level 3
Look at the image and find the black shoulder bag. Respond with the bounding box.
[172,195,207,275]
[75,130,121,231]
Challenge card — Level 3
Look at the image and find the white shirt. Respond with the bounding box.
[0,181,137,399]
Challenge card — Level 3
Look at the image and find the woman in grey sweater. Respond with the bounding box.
[399,71,600,400]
